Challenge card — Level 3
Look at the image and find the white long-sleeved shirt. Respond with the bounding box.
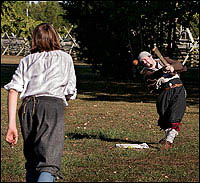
[4,50,77,106]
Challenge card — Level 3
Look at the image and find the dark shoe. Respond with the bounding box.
[162,141,172,150]
[159,138,166,145]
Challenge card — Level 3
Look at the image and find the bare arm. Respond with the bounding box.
[6,89,19,148]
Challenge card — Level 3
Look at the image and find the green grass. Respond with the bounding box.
[1,55,199,182]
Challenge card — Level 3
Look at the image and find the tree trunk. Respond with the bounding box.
[172,20,177,59]
[159,17,164,53]
[167,20,173,57]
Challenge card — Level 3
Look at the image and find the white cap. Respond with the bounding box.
[138,51,151,61]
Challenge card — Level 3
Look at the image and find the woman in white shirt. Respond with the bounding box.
[4,23,77,182]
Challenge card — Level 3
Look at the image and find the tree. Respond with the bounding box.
[28,1,71,37]
[61,1,199,78]
[1,1,19,35]
[1,1,71,39]
[1,1,42,39]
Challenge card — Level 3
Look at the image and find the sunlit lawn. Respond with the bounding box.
[1,55,199,182]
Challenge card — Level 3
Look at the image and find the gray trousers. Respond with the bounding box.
[18,96,65,177]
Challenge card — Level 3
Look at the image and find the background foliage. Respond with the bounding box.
[1,1,199,78]
[1,1,70,40]
[60,1,199,78]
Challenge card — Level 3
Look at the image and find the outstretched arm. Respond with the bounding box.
[6,89,19,148]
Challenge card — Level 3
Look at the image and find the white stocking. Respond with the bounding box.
[165,128,178,143]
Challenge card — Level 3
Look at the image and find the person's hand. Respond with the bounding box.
[65,94,73,101]
[163,65,174,73]
[6,127,18,148]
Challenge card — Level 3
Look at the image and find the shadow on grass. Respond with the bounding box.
[76,65,199,106]
[1,64,199,106]
[66,132,160,150]
[1,64,18,88]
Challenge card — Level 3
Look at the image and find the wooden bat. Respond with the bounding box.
[152,47,176,75]
[152,47,169,66]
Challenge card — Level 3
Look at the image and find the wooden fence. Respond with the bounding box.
[1,26,79,60]
[173,26,199,67]
[1,27,199,67]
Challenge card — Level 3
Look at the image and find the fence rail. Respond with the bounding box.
[1,27,199,67]
[1,26,79,60]
[173,39,199,67]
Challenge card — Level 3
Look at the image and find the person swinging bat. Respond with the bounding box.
[137,48,187,150]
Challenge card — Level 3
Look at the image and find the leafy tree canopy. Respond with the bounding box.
[1,1,71,39]
[60,1,199,78]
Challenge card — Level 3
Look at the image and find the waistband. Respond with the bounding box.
[21,96,63,117]
[164,83,183,91]
[23,96,63,103]
[161,78,182,89]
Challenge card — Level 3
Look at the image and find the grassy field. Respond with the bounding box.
[1,55,199,182]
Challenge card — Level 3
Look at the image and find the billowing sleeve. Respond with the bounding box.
[63,56,77,100]
[164,57,187,72]
[4,59,24,92]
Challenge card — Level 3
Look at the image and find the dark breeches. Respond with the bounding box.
[156,85,186,130]
[18,96,65,177]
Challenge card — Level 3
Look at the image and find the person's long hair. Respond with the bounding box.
[31,23,61,53]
